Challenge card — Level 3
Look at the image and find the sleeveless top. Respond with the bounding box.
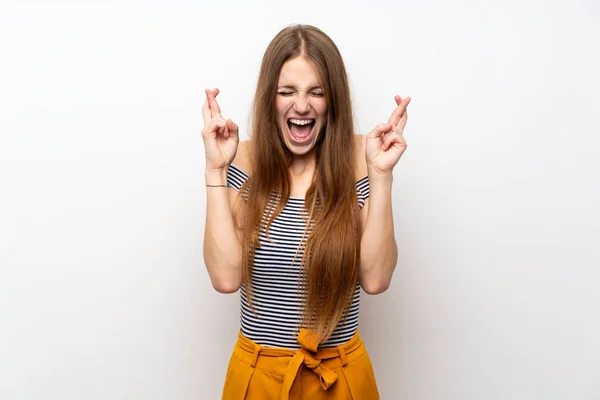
[226,164,370,349]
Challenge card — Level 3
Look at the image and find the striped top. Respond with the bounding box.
[227,164,370,349]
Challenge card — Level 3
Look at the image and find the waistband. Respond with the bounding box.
[233,329,365,400]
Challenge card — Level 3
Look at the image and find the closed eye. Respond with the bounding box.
[311,92,324,97]
[277,91,294,96]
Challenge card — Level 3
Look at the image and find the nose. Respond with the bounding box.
[293,93,310,114]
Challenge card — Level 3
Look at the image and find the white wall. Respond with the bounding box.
[1,1,599,399]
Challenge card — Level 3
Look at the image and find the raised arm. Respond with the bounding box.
[202,88,243,293]
[359,95,411,294]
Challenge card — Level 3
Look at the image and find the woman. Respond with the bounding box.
[202,24,410,400]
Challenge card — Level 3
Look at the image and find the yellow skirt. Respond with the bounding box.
[222,329,380,399]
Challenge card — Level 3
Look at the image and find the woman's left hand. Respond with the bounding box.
[365,95,411,175]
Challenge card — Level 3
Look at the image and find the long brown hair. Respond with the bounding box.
[240,25,360,343]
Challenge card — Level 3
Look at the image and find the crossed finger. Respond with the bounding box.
[202,88,221,125]
[202,98,211,124]
[388,95,411,127]
[205,88,222,118]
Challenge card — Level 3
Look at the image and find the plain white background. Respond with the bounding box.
[1,1,599,399]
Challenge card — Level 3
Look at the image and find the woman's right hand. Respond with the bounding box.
[201,88,239,172]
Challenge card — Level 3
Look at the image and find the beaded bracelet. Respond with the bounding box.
[206,183,230,188]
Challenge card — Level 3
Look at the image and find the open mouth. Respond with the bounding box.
[287,118,316,143]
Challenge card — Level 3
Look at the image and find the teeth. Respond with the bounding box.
[289,119,314,126]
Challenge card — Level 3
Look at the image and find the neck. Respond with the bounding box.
[289,153,316,178]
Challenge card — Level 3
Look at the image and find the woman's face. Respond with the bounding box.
[275,56,328,157]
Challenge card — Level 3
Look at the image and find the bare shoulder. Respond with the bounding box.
[232,140,252,173]
[354,134,368,180]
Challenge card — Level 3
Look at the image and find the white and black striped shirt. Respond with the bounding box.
[227,164,370,349]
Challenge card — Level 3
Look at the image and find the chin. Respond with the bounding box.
[283,137,319,156]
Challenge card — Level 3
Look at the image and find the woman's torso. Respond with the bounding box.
[227,162,369,349]
[227,137,369,349]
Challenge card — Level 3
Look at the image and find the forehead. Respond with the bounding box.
[278,56,321,86]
